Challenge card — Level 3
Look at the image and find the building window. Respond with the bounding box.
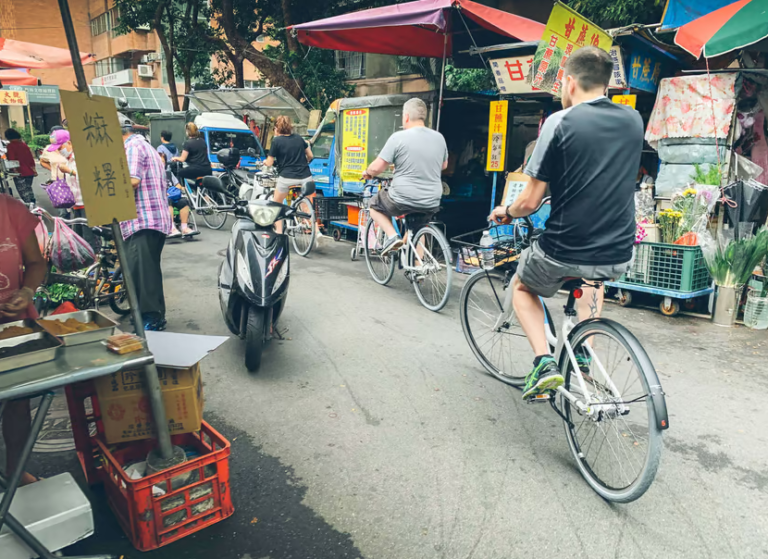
[110,7,122,35]
[335,51,366,79]
[90,11,111,37]
[94,57,128,77]
[244,80,265,88]
[397,56,412,75]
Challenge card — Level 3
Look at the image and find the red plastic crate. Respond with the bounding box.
[96,420,234,551]
[65,380,102,485]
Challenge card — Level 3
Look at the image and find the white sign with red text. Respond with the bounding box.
[490,56,538,95]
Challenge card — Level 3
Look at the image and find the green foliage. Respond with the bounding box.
[445,65,496,93]
[691,164,722,186]
[566,0,664,28]
[281,47,355,110]
[706,228,768,287]
[10,122,49,153]
[131,112,149,126]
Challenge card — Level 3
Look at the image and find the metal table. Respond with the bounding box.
[0,341,153,559]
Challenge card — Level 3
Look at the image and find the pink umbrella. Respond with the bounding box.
[0,68,38,86]
[0,37,94,69]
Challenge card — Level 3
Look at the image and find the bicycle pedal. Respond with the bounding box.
[525,393,552,404]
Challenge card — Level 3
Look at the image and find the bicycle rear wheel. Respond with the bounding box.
[290,197,316,257]
[410,225,452,312]
[363,218,396,285]
[559,319,663,503]
[460,269,555,386]
[200,189,228,230]
[108,268,131,316]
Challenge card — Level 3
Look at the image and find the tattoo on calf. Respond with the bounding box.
[588,290,599,318]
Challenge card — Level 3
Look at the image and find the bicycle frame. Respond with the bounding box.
[183,180,218,212]
[390,219,442,275]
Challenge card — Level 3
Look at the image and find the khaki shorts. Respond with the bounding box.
[369,188,438,219]
[517,240,632,298]
[276,176,313,194]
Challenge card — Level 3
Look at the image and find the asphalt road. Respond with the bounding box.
[8,174,768,558]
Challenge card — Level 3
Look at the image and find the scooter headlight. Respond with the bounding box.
[248,203,282,226]
[272,258,288,294]
[236,250,254,293]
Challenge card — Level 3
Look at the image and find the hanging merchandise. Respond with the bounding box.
[722,179,768,239]
[49,217,96,273]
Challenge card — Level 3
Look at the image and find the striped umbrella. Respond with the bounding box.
[675,0,768,58]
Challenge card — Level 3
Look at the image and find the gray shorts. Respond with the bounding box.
[369,187,438,219]
[517,240,632,298]
[276,176,313,194]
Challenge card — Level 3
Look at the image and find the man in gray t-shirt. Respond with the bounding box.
[363,98,448,254]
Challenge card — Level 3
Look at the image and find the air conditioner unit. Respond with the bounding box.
[136,24,151,31]
[140,55,150,64]
[138,64,154,78]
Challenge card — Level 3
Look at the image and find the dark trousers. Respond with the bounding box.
[13,176,35,204]
[176,165,212,182]
[124,229,166,319]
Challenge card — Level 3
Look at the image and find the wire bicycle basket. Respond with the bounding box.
[451,222,529,270]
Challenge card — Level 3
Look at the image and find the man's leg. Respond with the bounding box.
[125,230,166,328]
[578,282,604,322]
[2,399,36,486]
[369,208,396,238]
[512,276,549,355]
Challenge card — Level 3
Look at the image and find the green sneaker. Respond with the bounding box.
[575,353,592,373]
[522,357,564,400]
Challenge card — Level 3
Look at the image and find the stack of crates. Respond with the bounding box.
[65,381,234,551]
[622,242,711,292]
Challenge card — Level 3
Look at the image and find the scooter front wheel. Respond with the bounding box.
[245,307,267,372]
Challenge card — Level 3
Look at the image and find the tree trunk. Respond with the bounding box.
[182,70,192,111]
[154,2,180,112]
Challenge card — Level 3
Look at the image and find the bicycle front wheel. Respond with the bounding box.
[200,189,228,230]
[290,197,316,257]
[410,225,452,312]
[363,217,396,285]
[559,318,664,503]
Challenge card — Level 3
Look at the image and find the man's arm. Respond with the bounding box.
[363,157,389,179]
[126,142,141,190]
[489,177,548,224]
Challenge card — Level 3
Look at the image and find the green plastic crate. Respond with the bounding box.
[621,242,711,293]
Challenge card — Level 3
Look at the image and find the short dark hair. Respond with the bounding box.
[50,125,64,134]
[161,130,172,141]
[4,129,21,141]
[564,46,613,91]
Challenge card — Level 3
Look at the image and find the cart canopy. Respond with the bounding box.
[187,88,310,125]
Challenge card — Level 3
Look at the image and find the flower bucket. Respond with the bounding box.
[713,285,741,327]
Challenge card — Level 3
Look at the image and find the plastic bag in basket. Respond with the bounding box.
[49,217,95,273]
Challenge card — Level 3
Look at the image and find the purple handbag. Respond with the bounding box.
[43,177,76,209]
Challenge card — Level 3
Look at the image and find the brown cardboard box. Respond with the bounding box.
[94,364,204,444]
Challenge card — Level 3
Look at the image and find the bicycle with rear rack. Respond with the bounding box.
[363,179,452,312]
[452,198,669,503]
[30,208,130,317]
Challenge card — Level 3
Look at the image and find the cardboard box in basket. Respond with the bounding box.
[94,331,228,444]
[94,363,204,444]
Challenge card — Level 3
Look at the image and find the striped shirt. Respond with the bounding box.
[120,134,173,239]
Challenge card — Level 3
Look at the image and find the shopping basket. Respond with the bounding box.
[451,224,527,273]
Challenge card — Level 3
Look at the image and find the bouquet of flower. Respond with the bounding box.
[671,186,718,241]
[658,209,683,244]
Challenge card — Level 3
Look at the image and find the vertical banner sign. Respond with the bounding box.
[60,91,137,226]
[608,45,627,89]
[340,108,370,182]
[612,94,637,109]
[531,2,612,96]
[486,100,509,172]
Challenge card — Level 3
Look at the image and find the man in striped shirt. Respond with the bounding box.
[121,125,173,331]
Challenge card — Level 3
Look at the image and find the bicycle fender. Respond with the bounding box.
[571,318,669,431]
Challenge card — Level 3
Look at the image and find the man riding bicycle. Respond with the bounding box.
[489,46,643,400]
[363,98,448,255]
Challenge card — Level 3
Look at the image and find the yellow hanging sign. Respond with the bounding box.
[0,90,28,106]
[612,94,637,109]
[531,2,612,96]
[60,91,137,226]
[486,100,509,172]
[340,108,370,182]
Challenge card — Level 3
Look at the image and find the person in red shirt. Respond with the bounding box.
[4,129,37,205]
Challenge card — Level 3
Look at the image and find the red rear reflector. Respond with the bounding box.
[261,234,271,239]
[573,288,583,299]
[661,420,667,427]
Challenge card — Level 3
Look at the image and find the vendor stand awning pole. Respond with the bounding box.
[437,33,448,131]
[57,0,175,463]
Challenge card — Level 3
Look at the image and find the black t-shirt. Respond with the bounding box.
[182,137,211,168]
[524,97,643,265]
[269,134,311,179]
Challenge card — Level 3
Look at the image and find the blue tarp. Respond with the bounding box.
[660,0,734,30]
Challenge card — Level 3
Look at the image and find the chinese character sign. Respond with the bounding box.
[0,90,29,106]
[486,101,508,172]
[627,49,664,93]
[340,109,370,182]
[611,95,637,109]
[60,91,136,226]
[490,57,540,94]
[608,46,627,89]
[531,2,612,97]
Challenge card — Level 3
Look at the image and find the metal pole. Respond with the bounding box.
[489,172,498,224]
[436,33,448,132]
[57,0,174,461]
[26,103,34,136]
[111,220,174,459]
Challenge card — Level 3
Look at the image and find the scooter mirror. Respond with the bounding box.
[247,148,258,157]
[301,180,316,196]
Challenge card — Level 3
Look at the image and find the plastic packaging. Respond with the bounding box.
[480,231,494,270]
[49,217,95,273]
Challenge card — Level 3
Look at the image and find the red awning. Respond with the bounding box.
[0,37,94,69]
[292,0,544,58]
[0,69,38,86]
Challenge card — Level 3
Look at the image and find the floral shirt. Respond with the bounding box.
[120,134,172,240]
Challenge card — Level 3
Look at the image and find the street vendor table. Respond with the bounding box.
[0,341,153,559]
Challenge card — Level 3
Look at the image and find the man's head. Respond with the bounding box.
[161,130,172,143]
[402,98,428,129]
[562,46,613,108]
[121,124,134,140]
[4,129,21,141]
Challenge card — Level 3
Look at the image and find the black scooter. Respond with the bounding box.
[205,175,315,371]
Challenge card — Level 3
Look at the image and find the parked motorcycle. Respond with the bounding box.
[205,175,316,371]
[216,148,254,199]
